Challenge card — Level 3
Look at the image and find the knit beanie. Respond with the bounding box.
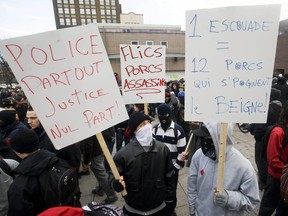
[157,103,171,116]
[0,110,16,125]
[10,128,39,153]
[128,112,150,133]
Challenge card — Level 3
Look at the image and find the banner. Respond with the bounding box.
[120,44,166,104]
[185,4,281,123]
[0,24,129,149]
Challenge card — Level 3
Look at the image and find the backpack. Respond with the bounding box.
[260,124,288,186]
[39,156,81,209]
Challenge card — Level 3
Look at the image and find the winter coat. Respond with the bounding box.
[267,125,288,179]
[7,150,55,216]
[111,139,175,211]
[188,123,260,216]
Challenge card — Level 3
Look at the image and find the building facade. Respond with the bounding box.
[52,0,122,29]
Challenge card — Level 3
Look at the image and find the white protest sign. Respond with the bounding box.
[120,44,166,104]
[0,23,129,149]
[185,5,281,123]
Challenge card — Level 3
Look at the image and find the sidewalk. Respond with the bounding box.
[78,125,261,216]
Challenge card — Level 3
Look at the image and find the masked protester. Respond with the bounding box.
[108,112,175,216]
[187,123,260,216]
[153,103,187,215]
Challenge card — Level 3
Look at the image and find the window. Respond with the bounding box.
[146,41,154,45]
[91,9,96,14]
[58,8,63,14]
[131,41,139,45]
[101,9,105,15]
[160,41,168,48]
[81,19,86,24]
[111,10,116,15]
[64,8,70,14]
[106,10,111,15]
[79,0,84,4]
[57,0,62,3]
[80,8,85,14]
[72,18,77,25]
[86,9,91,14]
[105,0,110,5]
[60,18,65,25]
[66,18,71,25]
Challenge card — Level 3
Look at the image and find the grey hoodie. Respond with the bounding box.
[188,122,260,216]
[0,159,19,216]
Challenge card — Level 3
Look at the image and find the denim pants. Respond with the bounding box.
[90,153,117,199]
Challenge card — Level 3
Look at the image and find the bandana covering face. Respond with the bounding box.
[200,137,216,160]
[135,123,153,146]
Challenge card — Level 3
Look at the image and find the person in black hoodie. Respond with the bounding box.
[7,128,56,215]
[250,87,282,189]
[26,107,81,171]
[273,76,288,106]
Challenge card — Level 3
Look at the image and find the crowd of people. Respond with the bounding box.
[0,75,288,216]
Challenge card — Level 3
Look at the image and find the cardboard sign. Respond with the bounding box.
[0,24,129,149]
[120,44,166,104]
[185,5,281,123]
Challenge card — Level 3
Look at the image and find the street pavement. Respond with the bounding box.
[78,124,262,216]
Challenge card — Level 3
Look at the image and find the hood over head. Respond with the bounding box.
[203,122,234,160]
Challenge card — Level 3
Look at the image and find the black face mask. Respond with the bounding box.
[200,137,216,160]
[158,114,171,131]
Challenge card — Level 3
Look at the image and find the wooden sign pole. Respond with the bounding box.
[216,123,228,192]
[96,133,127,196]
[144,103,149,115]
[184,132,194,153]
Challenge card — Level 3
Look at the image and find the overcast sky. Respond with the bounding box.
[0,0,287,39]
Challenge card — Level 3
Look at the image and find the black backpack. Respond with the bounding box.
[259,124,288,186]
[39,156,81,209]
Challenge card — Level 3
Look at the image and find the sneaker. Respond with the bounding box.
[91,187,105,196]
[100,196,118,205]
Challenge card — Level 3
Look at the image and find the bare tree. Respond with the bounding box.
[0,53,16,87]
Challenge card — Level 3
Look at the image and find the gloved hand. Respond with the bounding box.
[214,190,229,207]
[112,178,125,192]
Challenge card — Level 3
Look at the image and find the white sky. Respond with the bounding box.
[0,0,287,39]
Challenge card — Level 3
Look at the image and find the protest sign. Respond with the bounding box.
[120,44,166,104]
[185,4,281,123]
[0,23,129,149]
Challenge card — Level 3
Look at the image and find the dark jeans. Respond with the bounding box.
[255,139,268,185]
[259,174,288,216]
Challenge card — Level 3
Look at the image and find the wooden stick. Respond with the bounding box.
[184,132,194,153]
[144,103,149,115]
[216,123,228,192]
[96,133,127,196]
